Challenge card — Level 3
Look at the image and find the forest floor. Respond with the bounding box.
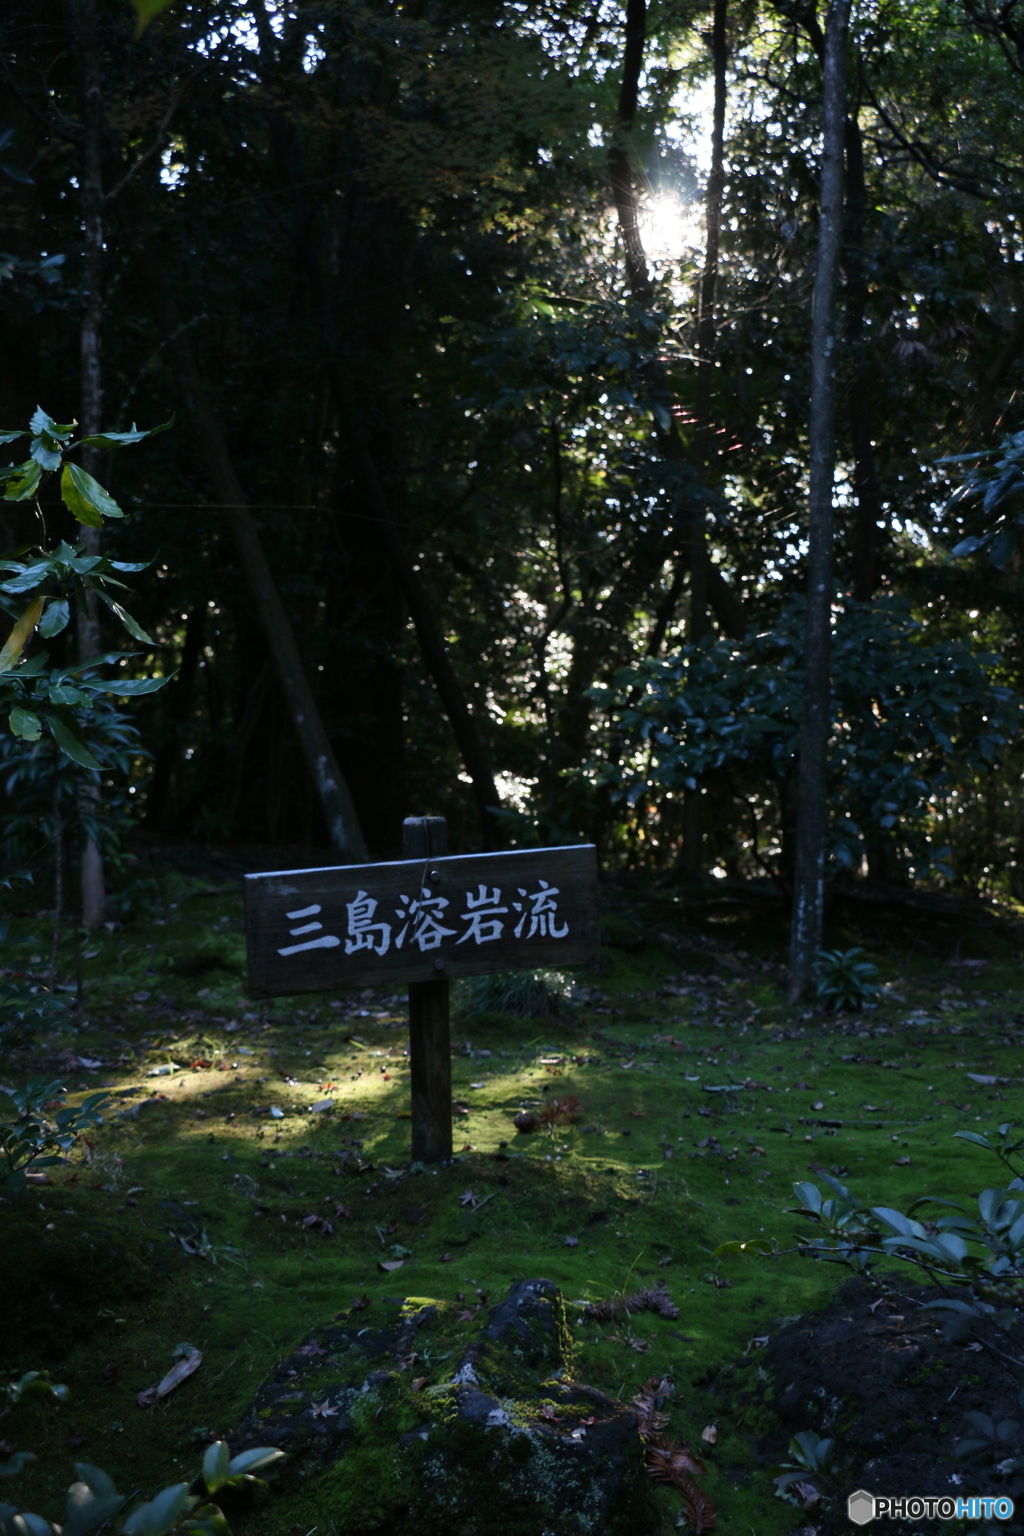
[3,843,1024,1535]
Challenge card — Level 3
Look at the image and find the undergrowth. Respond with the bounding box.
[1,863,1021,1532]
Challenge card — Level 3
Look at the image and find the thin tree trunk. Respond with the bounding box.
[75,0,107,928]
[609,0,746,642]
[132,240,369,862]
[681,0,728,877]
[844,109,884,600]
[787,0,851,1003]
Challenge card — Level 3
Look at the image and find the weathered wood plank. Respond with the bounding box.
[243,843,599,997]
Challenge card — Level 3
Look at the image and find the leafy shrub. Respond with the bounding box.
[718,1121,1024,1481]
[453,968,575,1019]
[0,908,110,1195]
[0,1370,283,1536]
[813,947,879,1011]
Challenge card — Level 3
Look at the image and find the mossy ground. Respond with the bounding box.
[3,852,1023,1533]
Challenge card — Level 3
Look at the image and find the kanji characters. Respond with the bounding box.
[277,903,342,957]
[456,884,508,945]
[512,879,569,939]
[344,890,391,956]
[394,887,457,951]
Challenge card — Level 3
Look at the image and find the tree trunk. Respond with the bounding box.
[787,0,851,1003]
[132,239,368,862]
[681,0,728,878]
[76,0,106,928]
[843,111,885,601]
[609,0,746,642]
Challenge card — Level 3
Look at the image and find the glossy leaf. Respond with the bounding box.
[95,592,154,644]
[37,599,69,638]
[47,709,102,770]
[0,597,45,671]
[77,416,173,448]
[9,708,42,741]
[60,464,123,526]
[1,460,43,502]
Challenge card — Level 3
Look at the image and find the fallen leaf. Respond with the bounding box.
[628,1110,646,1118]
[457,1309,475,1322]
[137,1349,203,1408]
[310,1099,335,1114]
[811,1100,824,1111]
[349,1294,371,1312]
[440,1252,454,1263]
[629,1339,650,1353]
[541,1405,559,1421]
[458,1189,479,1208]
[564,1236,580,1247]
[410,1377,428,1393]
[270,1106,285,1119]
[378,1259,404,1272]
[895,1156,912,1166]
[296,1342,327,1357]
[309,1399,338,1419]
[701,1425,717,1445]
[332,1202,353,1219]
[861,1104,881,1112]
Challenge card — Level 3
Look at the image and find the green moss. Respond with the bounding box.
[312,1440,407,1532]
[2,873,1022,1536]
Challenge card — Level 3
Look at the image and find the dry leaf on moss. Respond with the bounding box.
[137,1348,202,1408]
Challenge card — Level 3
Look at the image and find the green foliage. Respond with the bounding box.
[0,1078,110,1196]
[0,407,170,769]
[813,948,880,1011]
[600,598,1020,881]
[774,1428,837,1500]
[0,412,168,1197]
[453,969,575,1020]
[0,1442,283,1536]
[0,1365,282,1536]
[942,429,1024,569]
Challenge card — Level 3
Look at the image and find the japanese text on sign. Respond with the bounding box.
[276,879,570,959]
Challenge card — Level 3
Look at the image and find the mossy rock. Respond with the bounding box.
[233,1279,652,1536]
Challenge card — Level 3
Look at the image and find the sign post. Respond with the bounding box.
[403,816,452,1162]
[243,823,599,1162]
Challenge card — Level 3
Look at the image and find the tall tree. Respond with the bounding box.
[75,0,107,927]
[681,0,729,877]
[787,0,852,1000]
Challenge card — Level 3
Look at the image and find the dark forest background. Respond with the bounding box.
[2,0,1024,902]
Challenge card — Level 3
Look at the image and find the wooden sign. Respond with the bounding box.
[244,843,599,997]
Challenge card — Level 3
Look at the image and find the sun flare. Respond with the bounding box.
[640,193,705,265]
